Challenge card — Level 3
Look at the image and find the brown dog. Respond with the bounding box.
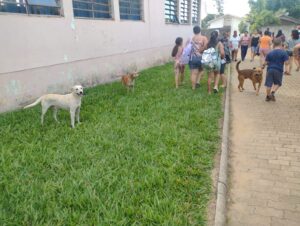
[121,72,139,92]
[236,61,264,95]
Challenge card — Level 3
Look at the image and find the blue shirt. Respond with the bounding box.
[266,49,289,73]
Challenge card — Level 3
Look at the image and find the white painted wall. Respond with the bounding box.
[231,17,243,35]
[208,18,224,29]
[0,0,199,113]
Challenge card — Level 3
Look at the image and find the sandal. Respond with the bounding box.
[284,71,291,75]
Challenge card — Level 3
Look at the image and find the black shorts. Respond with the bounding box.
[265,69,283,87]
[220,63,226,74]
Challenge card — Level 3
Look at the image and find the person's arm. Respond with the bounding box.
[219,42,225,59]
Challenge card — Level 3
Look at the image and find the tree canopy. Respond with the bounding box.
[246,0,300,32]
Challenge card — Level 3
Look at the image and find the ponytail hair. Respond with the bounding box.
[172,37,183,57]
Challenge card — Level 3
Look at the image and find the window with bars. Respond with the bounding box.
[119,0,142,21]
[165,0,178,23]
[0,0,62,16]
[180,0,190,24]
[192,0,200,24]
[73,0,112,19]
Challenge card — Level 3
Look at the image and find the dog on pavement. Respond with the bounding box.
[121,72,139,92]
[24,85,83,128]
[236,61,264,95]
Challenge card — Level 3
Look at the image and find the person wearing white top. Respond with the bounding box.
[230,31,240,61]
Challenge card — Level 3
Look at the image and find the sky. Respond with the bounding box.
[201,0,250,18]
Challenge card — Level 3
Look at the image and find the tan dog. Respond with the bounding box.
[24,85,83,128]
[121,72,139,92]
[236,61,264,95]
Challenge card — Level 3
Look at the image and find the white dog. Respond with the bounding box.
[24,85,83,128]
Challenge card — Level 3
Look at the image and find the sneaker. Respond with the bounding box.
[265,95,272,102]
[196,83,200,88]
[213,88,219,93]
[271,92,276,101]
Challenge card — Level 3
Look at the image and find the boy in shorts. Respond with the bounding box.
[263,38,289,102]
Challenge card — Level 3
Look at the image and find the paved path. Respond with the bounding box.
[227,58,300,226]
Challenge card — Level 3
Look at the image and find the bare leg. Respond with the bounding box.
[220,73,227,87]
[207,71,213,94]
[286,56,293,74]
[214,72,220,91]
[191,69,199,90]
[175,68,180,88]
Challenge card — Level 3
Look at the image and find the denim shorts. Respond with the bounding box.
[265,69,283,87]
[251,46,259,53]
[189,55,202,70]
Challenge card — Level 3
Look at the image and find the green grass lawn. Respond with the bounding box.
[0,63,223,226]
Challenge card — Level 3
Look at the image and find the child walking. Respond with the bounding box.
[172,37,185,88]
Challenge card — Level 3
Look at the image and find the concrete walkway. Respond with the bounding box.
[227,58,300,226]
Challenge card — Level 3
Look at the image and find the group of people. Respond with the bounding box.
[232,28,300,101]
[232,28,300,75]
[172,25,300,101]
[172,26,228,94]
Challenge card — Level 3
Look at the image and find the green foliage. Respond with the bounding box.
[246,0,284,32]
[0,63,223,225]
[238,21,248,33]
[247,0,300,31]
[265,0,300,19]
[201,14,217,29]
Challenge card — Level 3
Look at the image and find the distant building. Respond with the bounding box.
[261,15,300,38]
[207,14,244,35]
[0,0,201,113]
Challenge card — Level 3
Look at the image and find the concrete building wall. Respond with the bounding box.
[261,25,298,39]
[0,0,199,113]
[208,18,224,29]
[230,18,243,35]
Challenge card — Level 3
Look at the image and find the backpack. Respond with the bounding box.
[180,42,192,65]
[201,47,220,70]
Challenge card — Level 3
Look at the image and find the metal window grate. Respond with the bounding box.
[180,0,190,24]
[0,0,62,16]
[192,0,200,24]
[165,0,178,23]
[73,0,112,19]
[119,0,142,21]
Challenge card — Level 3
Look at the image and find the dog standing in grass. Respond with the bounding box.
[24,85,83,128]
[121,72,139,92]
[236,61,264,95]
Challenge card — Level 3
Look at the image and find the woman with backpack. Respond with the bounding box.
[189,26,208,90]
[203,31,225,94]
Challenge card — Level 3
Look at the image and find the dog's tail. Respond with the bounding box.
[236,60,242,73]
[24,97,42,109]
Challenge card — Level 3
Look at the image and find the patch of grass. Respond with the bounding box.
[0,63,223,225]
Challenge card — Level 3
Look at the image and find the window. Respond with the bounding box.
[0,0,62,16]
[192,0,200,24]
[180,0,190,24]
[119,0,142,21]
[73,0,112,19]
[165,0,178,23]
